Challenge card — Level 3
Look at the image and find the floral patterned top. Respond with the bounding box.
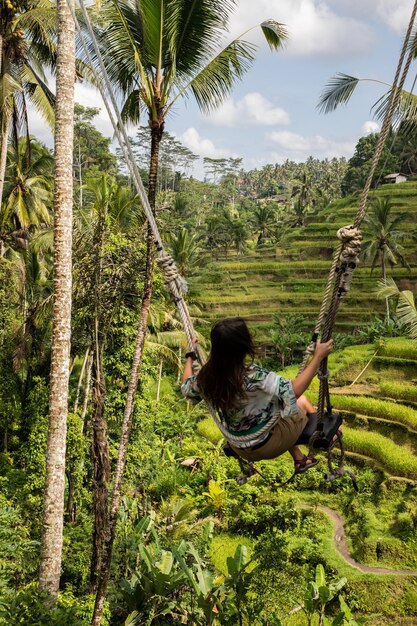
[181,364,298,448]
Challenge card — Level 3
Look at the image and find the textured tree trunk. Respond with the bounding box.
[73,347,90,415]
[156,358,163,401]
[89,198,110,593]
[382,248,390,319]
[0,113,10,216]
[81,352,93,433]
[91,120,163,626]
[39,0,75,598]
[89,338,109,593]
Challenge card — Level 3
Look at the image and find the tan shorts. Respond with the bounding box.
[231,410,309,462]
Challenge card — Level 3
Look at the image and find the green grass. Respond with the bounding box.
[343,427,417,478]
[197,417,222,445]
[379,338,417,361]
[379,382,417,403]
[210,533,254,575]
[312,394,417,430]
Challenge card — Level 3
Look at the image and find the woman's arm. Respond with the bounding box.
[182,352,195,382]
[292,340,333,398]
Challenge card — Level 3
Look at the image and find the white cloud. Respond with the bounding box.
[362,120,380,134]
[75,82,114,137]
[207,92,290,127]
[179,127,232,158]
[228,0,374,57]
[268,130,355,160]
[373,0,415,33]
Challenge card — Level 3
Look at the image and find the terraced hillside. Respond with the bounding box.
[195,181,417,339]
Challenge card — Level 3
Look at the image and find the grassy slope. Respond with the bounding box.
[195,181,417,339]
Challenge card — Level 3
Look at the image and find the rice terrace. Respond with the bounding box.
[1,0,417,625]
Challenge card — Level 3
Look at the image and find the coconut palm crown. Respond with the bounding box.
[86,0,287,131]
[361,197,414,277]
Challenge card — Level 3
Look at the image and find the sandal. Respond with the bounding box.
[294,455,320,474]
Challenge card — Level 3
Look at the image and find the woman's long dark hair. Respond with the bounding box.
[197,317,255,416]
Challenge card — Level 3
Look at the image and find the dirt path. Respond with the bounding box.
[300,504,417,575]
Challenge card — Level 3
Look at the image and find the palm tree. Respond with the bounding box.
[38,0,75,599]
[290,168,316,225]
[378,278,417,339]
[362,197,415,318]
[253,203,276,246]
[83,3,287,621]
[1,138,53,254]
[167,227,202,277]
[0,0,56,206]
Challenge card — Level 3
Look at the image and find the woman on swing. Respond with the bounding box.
[182,317,334,474]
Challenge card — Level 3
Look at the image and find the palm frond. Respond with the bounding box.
[396,290,417,338]
[260,20,289,50]
[317,73,360,114]
[377,277,399,299]
[136,0,165,69]
[20,64,55,128]
[119,89,142,125]
[372,87,400,126]
[189,40,256,113]
[164,0,237,81]
[396,89,417,135]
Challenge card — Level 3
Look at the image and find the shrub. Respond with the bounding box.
[0,584,109,626]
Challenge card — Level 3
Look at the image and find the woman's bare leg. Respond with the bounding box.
[289,395,316,464]
[288,445,306,463]
[297,394,315,415]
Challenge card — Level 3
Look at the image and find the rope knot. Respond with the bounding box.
[156,253,188,296]
[336,225,362,263]
[317,368,330,381]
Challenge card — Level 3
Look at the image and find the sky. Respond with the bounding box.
[30,0,417,178]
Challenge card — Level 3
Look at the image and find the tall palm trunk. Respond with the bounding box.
[39,0,75,597]
[0,113,10,218]
[89,336,109,593]
[73,347,90,415]
[89,205,110,594]
[381,247,390,319]
[91,119,163,626]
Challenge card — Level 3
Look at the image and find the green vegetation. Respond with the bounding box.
[310,393,417,430]
[379,381,417,403]
[1,2,417,623]
[343,427,417,478]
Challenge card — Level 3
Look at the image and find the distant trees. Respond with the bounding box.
[341,133,399,195]
[130,127,198,193]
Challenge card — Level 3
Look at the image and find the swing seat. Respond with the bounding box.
[223,442,239,458]
[296,411,342,450]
